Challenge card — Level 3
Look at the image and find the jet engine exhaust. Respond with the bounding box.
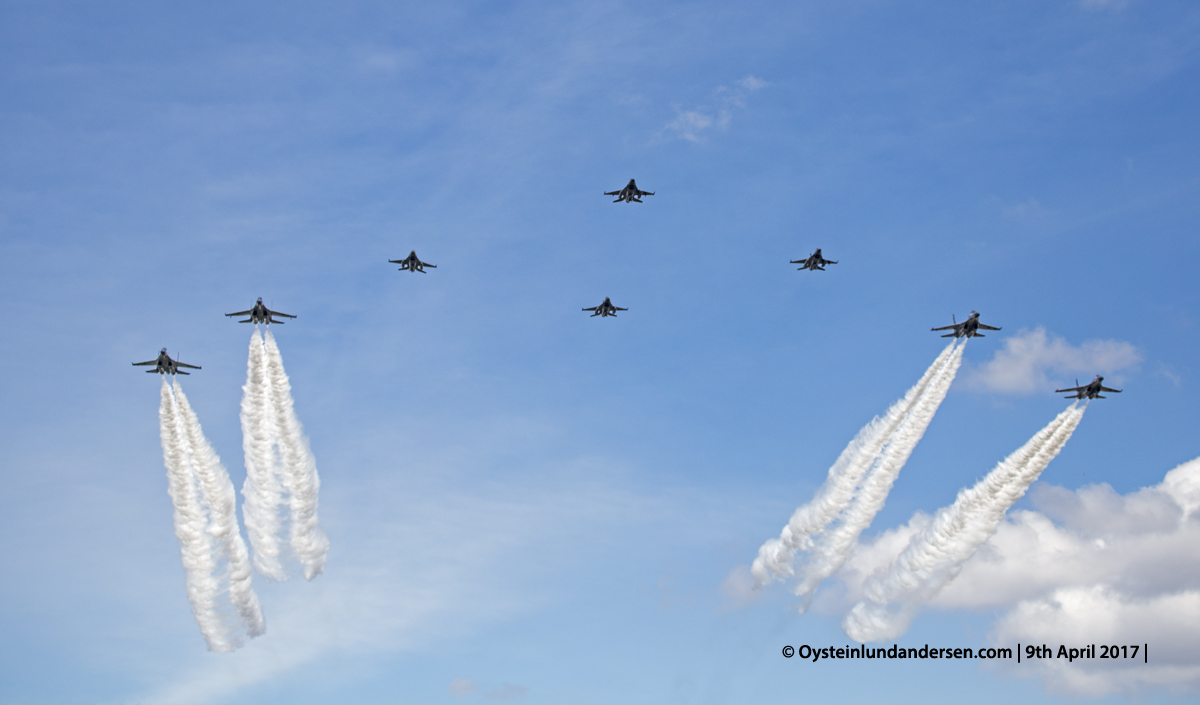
[751,340,961,588]
[842,403,1087,642]
[159,378,265,651]
[239,328,329,581]
[790,340,967,608]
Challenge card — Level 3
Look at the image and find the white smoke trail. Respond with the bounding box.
[239,329,287,581]
[159,378,232,652]
[751,341,959,586]
[263,329,329,580]
[790,341,967,607]
[172,379,266,638]
[843,403,1087,642]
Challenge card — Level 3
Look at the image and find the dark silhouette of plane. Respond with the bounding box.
[390,251,436,273]
[605,179,654,203]
[791,249,838,271]
[931,311,1001,338]
[1056,376,1122,400]
[583,297,627,317]
[225,298,296,325]
[133,348,201,375]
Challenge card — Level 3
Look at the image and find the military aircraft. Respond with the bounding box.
[225,298,296,325]
[931,311,1001,338]
[583,297,627,317]
[132,348,201,375]
[1056,375,1122,400]
[390,251,437,273]
[604,179,654,203]
[791,248,838,271]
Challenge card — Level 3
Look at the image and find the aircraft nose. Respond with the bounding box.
[161,347,167,353]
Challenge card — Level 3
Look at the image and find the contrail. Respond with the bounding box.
[239,329,287,581]
[172,379,266,638]
[160,379,230,651]
[790,341,967,607]
[263,329,329,580]
[751,341,960,587]
[843,403,1087,642]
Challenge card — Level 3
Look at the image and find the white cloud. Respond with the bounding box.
[965,327,1141,394]
[665,75,767,142]
[833,457,1200,697]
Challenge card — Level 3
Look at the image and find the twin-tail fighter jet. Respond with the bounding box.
[583,297,627,317]
[1056,375,1122,400]
[225,298,296,325]
[390,251,437,273]
[791,248,838,271]
[931,311,1001,338]
[605,179,654,203]
[132,348,201,375]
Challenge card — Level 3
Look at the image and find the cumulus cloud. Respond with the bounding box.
[965,327,1141,394]
[665,75,767,142]
[834,457,1200,697]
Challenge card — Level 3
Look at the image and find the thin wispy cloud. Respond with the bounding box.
[965,327,1141,394]
[665,75,768,142]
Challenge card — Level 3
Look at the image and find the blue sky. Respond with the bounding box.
[2,0,1199,702]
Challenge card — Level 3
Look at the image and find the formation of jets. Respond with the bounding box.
[133,348,201,376]
[134,178,1125,400]
[225,298,296,325]
[931,311,1002,339]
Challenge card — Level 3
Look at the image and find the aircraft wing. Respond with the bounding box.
[1054,385,1086,393]
[978,323,1002,331]
[931,324,962,332]
[268,309,297,318]
[614,306,628,311]
[1100,386,1122,393]
[603,190,620,196]
[132,360,158,366]
[582,306,599,312]
[421,262,437,268]
[176,361,201,370]
[225,309,253,317]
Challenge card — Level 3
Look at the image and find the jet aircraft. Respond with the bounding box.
[390,251,437,273]
[132,348,201,375]
[1056,375,1122,400]
[791,248,838,271]
[604,179,654,203]
[225,298,296,325]
[931,311,1001,338]
[583,297,627,317]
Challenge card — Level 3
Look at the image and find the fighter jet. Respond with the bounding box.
[791,248,838,271]
[604,179,655,203]
[389,251,436,273]
[931,311,1001,338]
[583,297,627,317]
[225,298,296,325]
[132,348,201,375]
[1056,375,1122,400]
